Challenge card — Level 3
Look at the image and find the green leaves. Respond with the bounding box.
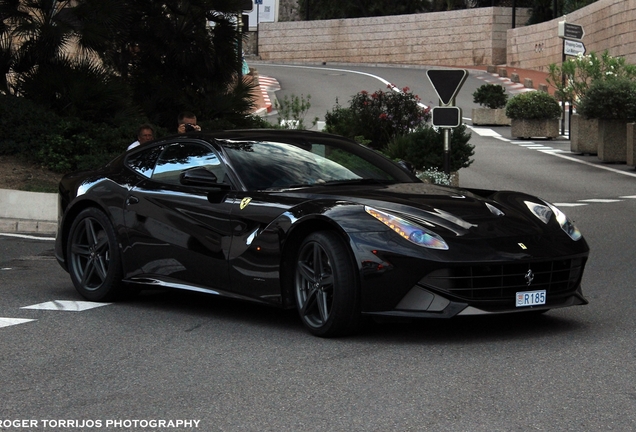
[505,91,561,120]
[473,84,508,109]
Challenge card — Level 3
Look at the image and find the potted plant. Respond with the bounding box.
[577,77,636,163]
[472,84,510,126]
[548,51,636,154]
[505,91,561,139]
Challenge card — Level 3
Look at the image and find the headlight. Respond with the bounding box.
[365,206,449,250]
[525,201,582,241]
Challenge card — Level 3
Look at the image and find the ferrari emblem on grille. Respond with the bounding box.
[525,269,535,286]
[240,197,252,210]
[518,242,527,250]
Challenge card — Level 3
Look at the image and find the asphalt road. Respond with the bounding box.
[1,64,636,431]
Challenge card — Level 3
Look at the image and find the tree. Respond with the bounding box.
[300,0,429,20]
[0,0,256,128]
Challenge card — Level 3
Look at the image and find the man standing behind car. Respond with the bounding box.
[127,124,155,150]
[177,111,201,133]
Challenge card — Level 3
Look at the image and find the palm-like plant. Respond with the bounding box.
[1,0,256,128]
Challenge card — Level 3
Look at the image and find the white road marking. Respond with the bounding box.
[0,317,36,328]
[553,203,589,207]
[578,199,623,203]
[21,300,110,311]
[0,233,55,241]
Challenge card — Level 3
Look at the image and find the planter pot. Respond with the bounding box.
[471,108,510,126]
[570,114,599,155]
[627,123,636,168]
[597,119,627,163]
[510,118,559,139]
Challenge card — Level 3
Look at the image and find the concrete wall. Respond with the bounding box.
[0,188,57,221]
[254,0,636,72]
[257,7,531,67]
[507,0,636,72]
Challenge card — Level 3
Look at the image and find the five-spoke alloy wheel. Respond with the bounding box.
[67,208,124,301]
[294,231,359,337]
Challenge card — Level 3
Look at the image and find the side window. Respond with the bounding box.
[152,142,226,185]
[126,145,164,178]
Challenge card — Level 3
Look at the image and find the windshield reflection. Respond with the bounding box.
[223,141,397,191]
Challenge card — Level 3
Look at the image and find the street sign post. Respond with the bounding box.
[564,39,586,56]
[558,21,585,41]
[432,107,462,128]
[426,69,468,175]
[426,69,468,106]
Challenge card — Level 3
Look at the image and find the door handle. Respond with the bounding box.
[126,196,140,205]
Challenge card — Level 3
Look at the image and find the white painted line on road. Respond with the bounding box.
[0,317,36,328]
[21,300,110,311]
[471,128,501,137]
[494,136,511,142]
[254,63,430,109]
[578,199,623,203]
[519,144,545,147]
[537,151,636,179]
[0,233,55,241]
[553,203,589,207]
[619,195,636,199]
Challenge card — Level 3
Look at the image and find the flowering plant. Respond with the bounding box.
[547,50,636,104]
[324,85,430,150]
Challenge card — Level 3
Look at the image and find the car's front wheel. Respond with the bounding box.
[67,207,125,301]
[294,231,360,337]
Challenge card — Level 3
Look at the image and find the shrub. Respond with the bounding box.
[505,91,561,120]
[324,86,430,150]
[385,124,474,173]
[547,50,636,104]
[577,78,636,121]
[274,93,318,130]
[473,84,508,109]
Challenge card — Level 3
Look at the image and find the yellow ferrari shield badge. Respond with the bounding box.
[240,197,252,210]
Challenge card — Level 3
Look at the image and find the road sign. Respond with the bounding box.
[558,21,584,41]
[255,0,263,4]
[432,107,462,128]
[564,39,586,56]
[426,69,468,106]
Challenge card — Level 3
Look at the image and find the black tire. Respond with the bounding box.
[294,231,360,337]
[67,207,125,301]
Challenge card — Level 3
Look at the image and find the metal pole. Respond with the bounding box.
[561,38,566,136]
[255,4,259,56]
[443,128,451,175]
[237,12,243,78]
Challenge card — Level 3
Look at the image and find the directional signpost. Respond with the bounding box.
[558,21,585,41]
[426,69,468,175]
[557,20,586,136]
[564,39,586,56]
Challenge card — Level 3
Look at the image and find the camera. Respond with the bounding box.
[184,123,196,132]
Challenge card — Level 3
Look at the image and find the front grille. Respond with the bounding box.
[420,258,586,301]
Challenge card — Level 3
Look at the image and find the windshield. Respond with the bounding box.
[222,140,410,191]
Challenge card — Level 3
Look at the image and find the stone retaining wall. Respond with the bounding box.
[257,7,530,67]
[254,0,635,72]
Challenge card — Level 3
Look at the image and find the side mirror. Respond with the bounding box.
[180,167,231,190]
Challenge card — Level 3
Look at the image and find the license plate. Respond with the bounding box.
[516,290,546,307]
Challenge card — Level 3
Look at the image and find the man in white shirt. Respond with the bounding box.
[128,124,155,150]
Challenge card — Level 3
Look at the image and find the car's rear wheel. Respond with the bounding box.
[294,231,360,337]
[67,208,125,301]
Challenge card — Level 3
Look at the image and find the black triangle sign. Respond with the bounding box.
[426,69,468,106]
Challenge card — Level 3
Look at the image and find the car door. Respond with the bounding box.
[122,140,235,291]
